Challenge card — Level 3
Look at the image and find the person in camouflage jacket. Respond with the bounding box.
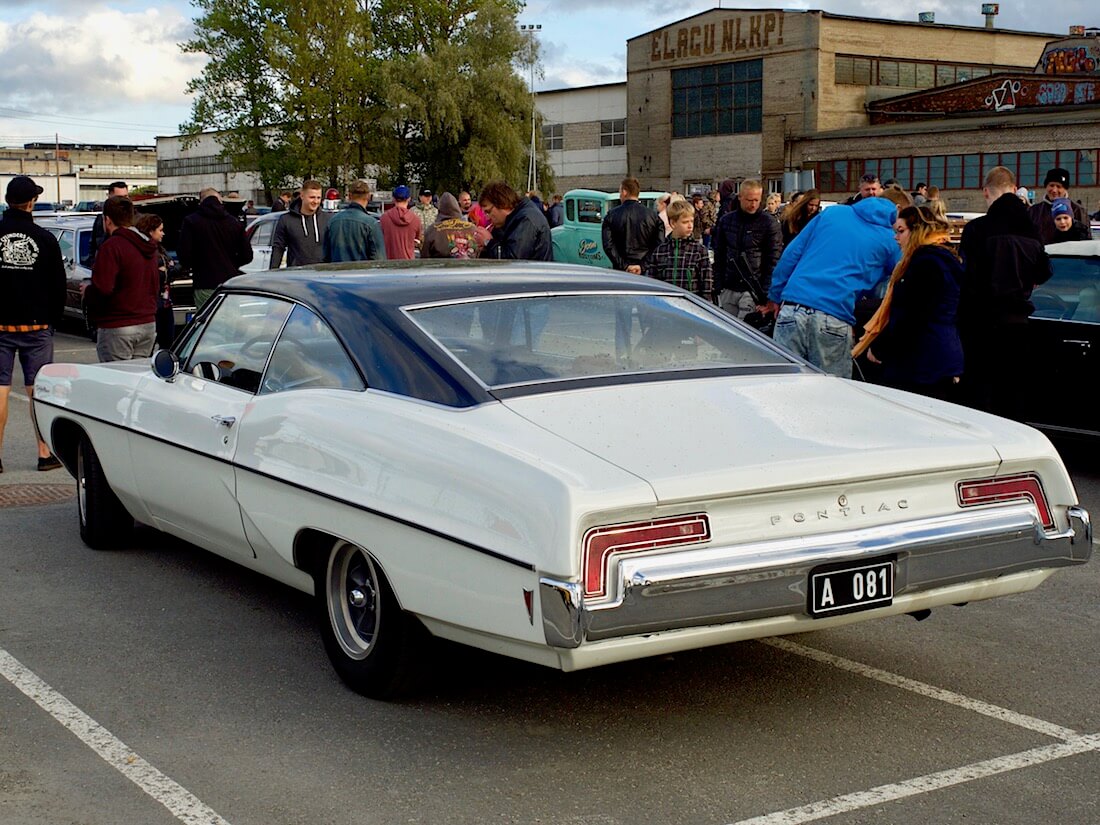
[691,192,716,245]
[644,199,713,300]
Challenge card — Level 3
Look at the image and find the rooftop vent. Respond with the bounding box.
[981,3,999,29]
[918,12,935,23]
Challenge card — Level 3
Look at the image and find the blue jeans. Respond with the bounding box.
[773,304,853,378]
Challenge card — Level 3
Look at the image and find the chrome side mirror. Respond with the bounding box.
[151,349,180,382]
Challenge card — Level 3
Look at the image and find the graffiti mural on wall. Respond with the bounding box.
[869,73,1099,124]
[1041,47,1098,75]
[985,79,1022,111]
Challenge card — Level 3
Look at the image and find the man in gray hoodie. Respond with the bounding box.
[270,180,331,268]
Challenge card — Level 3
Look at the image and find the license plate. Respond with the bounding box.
[809,556,895,617]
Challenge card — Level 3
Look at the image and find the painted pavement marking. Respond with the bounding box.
[0,647,233,825]
[726,733,1100,825]
[761,637,1078,740]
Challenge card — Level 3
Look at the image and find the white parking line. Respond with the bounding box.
[761,637,1078,741]
[0,647,233,825]
[726,733,1100,825]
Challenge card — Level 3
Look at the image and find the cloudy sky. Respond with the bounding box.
[0,1,1093,146]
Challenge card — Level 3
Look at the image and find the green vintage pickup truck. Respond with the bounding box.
[551,189,667,268]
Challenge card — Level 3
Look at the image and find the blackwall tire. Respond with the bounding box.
[76,435,133,550]
[317,540,421,700]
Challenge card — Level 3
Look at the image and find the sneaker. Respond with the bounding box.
[38,455,62,472]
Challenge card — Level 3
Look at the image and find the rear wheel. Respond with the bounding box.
[316,540,421,699]
[76,435,133,549]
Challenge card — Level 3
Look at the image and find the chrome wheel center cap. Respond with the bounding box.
[348,588,367,608]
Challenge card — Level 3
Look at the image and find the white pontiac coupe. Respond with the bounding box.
[33,262,1092,698]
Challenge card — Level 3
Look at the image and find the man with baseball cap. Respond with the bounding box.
[1028,167,1093,244]
[412,187,437,236]
[380,185,421,260]
[0,176,66,472]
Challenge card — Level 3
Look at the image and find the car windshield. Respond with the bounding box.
[407,292,790,388]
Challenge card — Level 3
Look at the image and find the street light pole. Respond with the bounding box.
[519,23,541,194]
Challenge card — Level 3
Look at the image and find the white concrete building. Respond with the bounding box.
[536,82,628,194]
[156,132,267,202]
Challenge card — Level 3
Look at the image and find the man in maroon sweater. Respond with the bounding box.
[87,196,159,362]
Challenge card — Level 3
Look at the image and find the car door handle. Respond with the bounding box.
[211,415,237,428]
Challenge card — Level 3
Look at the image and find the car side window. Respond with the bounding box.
[77,229,93,267]
[183,294,294,393]
[1032,256,1100,324]
[578,199,606,224]
[54,229,75,264]
[251,220,274,246]
[259,305,365,394]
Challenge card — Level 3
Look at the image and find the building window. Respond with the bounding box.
[805,149,1100,194]
[158,155,234,177]
[600,119,625,147]
[542,123,563,151]
[672,59,763,139]
[833,55,1020,90]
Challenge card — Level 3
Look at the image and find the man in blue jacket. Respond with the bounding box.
[765,194,903,378]
[323,180,386,263]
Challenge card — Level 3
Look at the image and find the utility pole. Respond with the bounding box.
[519,24,541,194]
[55,133,61,203]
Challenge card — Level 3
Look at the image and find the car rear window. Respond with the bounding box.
[407,293,790,388]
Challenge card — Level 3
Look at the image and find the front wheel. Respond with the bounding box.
[316,541,421,699]
[76,435,133,549]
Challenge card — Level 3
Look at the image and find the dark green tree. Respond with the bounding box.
[265,0,385,187]
[180,0,295,200]
[368,0,549,193]
[182,0,547,196]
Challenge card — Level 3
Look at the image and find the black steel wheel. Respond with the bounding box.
[76,435,133,549]
[317,540,420,699]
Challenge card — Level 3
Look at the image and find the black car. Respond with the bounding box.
[1025,240,1099,439]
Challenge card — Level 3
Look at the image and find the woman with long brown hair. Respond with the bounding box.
[852,205,964,399]
[135,212,174,350]
[781,188,820,246]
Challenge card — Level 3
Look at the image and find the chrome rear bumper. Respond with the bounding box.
[540,504,1092,648]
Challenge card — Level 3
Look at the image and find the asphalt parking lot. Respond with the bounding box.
[1,329,1097,825]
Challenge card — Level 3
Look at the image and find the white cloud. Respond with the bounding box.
[0,6,201,138]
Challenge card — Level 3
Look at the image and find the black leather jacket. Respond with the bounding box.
[601,200,663,271]
[712,207,783,297]
[480,198,552,261]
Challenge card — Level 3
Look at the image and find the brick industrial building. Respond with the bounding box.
[541,8,1098,213]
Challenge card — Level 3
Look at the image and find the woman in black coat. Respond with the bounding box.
[853,206,964,400]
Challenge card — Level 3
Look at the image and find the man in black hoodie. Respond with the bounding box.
[270,180,331,269]
[87,196,160,362]
[177,188,254,309]
[958,165,1052,418]
[0,176,66,472]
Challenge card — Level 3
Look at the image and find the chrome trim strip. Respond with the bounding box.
[539,503,1092,647]
[1068,506,1092,559]
[539,578,584,649]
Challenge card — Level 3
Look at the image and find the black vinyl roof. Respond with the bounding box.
[225,259,680,309]
[218,260,684,408]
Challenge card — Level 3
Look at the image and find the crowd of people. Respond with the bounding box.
[0,162,1094,473]
[599,166,1093,420]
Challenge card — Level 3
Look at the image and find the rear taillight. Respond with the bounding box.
[582,514,710,600]
[957,473,1053,529]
